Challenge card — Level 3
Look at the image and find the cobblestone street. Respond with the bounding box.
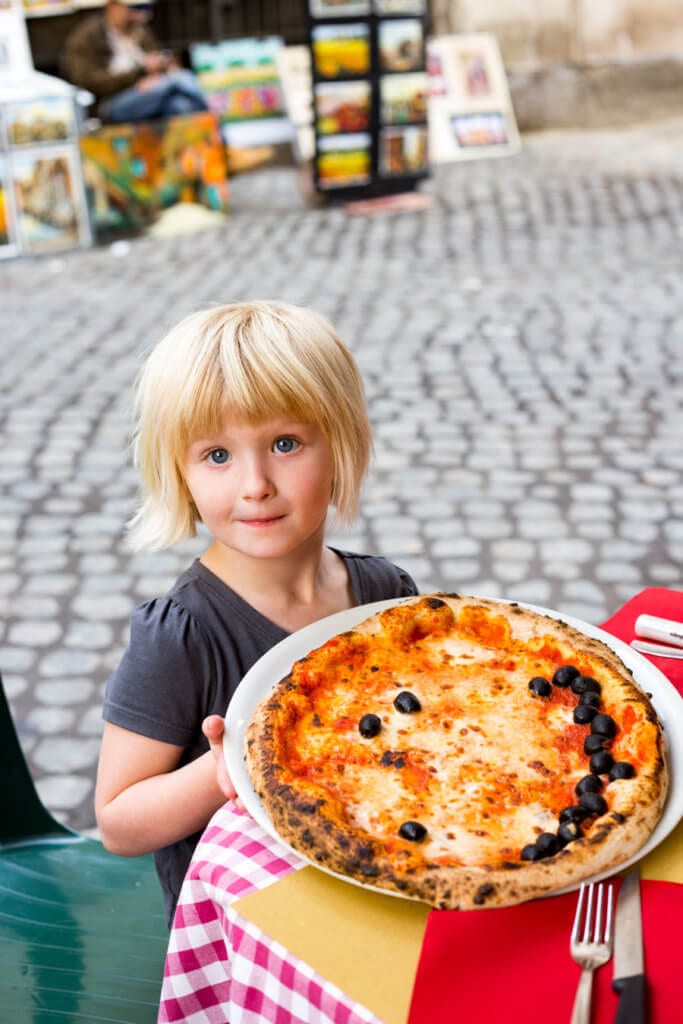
[1,118,682,834]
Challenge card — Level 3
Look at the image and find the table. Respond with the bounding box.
[159,588,683,1024]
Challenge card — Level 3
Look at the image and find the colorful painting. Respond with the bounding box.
[315,81,371,135]
[380,125,427,176]
[11,144,89,253]
[0,153,17,256]
[312,23,370,78]
[316,132,371,189]
[380,72,427,125]
[378,19,424,73]
[79,111,229,233]
[451,112,509,148]
[6,97,75,147]
[191,38,285,125]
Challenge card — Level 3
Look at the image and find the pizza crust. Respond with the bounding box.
[245,594,669,909]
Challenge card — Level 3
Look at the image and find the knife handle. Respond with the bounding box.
[613,973,647,1024]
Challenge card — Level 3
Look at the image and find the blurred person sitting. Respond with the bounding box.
[65,0,208,124]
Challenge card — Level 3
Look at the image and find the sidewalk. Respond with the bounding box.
[1,118,682,833]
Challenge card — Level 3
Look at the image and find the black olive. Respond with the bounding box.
[559,805,589,824]
[552,665,579,687]
[591,714,617,738]
[557,820,582,845]
[394,691,422,714]
[520,843,540,861]
[358,713,381,738]
[571,675,601,695]
[528,676,551,697]
[536,832,560,857]
[589,750,614,775]
[398,820,427,842]
[575,774,603,797]
[573,703,598,724]
[579,691,601,708]
[609,762,636,781]
[578,791,608,816]
[584,734,607,755]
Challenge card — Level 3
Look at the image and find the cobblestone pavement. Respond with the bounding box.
[1,119,682,834]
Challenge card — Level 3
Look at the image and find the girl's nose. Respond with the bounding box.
[240,457,273,501]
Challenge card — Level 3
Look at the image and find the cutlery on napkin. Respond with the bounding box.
[631,614,683,659]
[612,868,646,1024]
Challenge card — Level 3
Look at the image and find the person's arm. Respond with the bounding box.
[95,722,233,857]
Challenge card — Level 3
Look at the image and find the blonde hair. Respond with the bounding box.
[128,300,372,550]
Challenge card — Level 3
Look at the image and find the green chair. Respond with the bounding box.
[0,673,168,1023]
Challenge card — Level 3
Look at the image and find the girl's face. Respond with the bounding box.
[182,415,335,562]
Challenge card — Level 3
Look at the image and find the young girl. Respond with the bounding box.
[95,300,418,924]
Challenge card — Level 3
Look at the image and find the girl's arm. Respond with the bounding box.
[95,722,234,857]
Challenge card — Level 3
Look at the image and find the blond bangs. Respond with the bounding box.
[128,301,371,549]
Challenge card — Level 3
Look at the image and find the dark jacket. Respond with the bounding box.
[64,13,158,102]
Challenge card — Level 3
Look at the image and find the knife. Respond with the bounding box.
[612,867,647,1024]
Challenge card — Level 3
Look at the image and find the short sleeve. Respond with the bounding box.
[103,598,215,748]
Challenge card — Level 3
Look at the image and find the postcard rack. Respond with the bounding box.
[306,1,429,200]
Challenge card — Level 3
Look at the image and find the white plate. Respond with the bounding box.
[224,596,683,897]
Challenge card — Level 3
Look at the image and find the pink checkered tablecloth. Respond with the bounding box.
[158,804,385,1024]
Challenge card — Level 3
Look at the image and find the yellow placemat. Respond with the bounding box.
[234,866,429,1024]
[640,817,683,882]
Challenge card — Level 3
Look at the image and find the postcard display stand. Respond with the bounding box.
[0,2,91,258]
[307,1,429,200]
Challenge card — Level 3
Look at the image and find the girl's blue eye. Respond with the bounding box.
[208,448,230,465]
[273,437,298,454]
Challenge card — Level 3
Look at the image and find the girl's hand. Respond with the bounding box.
[202,715,240,803]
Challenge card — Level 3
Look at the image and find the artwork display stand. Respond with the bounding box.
[306,1,429,201]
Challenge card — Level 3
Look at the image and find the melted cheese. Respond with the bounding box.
[275,597,653,867]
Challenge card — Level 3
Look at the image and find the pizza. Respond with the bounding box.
[244,594,668,909]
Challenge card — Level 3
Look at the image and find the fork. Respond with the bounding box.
[569,881,614,1024]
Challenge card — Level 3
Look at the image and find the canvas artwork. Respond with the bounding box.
[309,0,370,17]
[79,112,229,233]
[312,22,370,79]
[378,18,424,73]
[451,112,509,147]
[380,72,428,125]
[374,0,425,12]
[427,33,520,163]
[11,144,89,253]
[22,0,72,12]
[276,45,315,161]
[379,124,427,176]
[6,96,75,147]
[191,38,285,124]
[0,153,18,257]
[316,131,371,189]
[315,80,371,135]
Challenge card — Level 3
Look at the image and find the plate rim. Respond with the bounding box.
[223,594,683,900]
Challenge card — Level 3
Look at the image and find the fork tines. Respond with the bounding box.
[572,881,614,945]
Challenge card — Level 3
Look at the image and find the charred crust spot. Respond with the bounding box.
[610,812,626,824]
[380,750,406,768]
[361,864,381,878]
[473,884,495,905]
[425,597,447,609]
[312,713,322,727]
[500,861,522,870]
